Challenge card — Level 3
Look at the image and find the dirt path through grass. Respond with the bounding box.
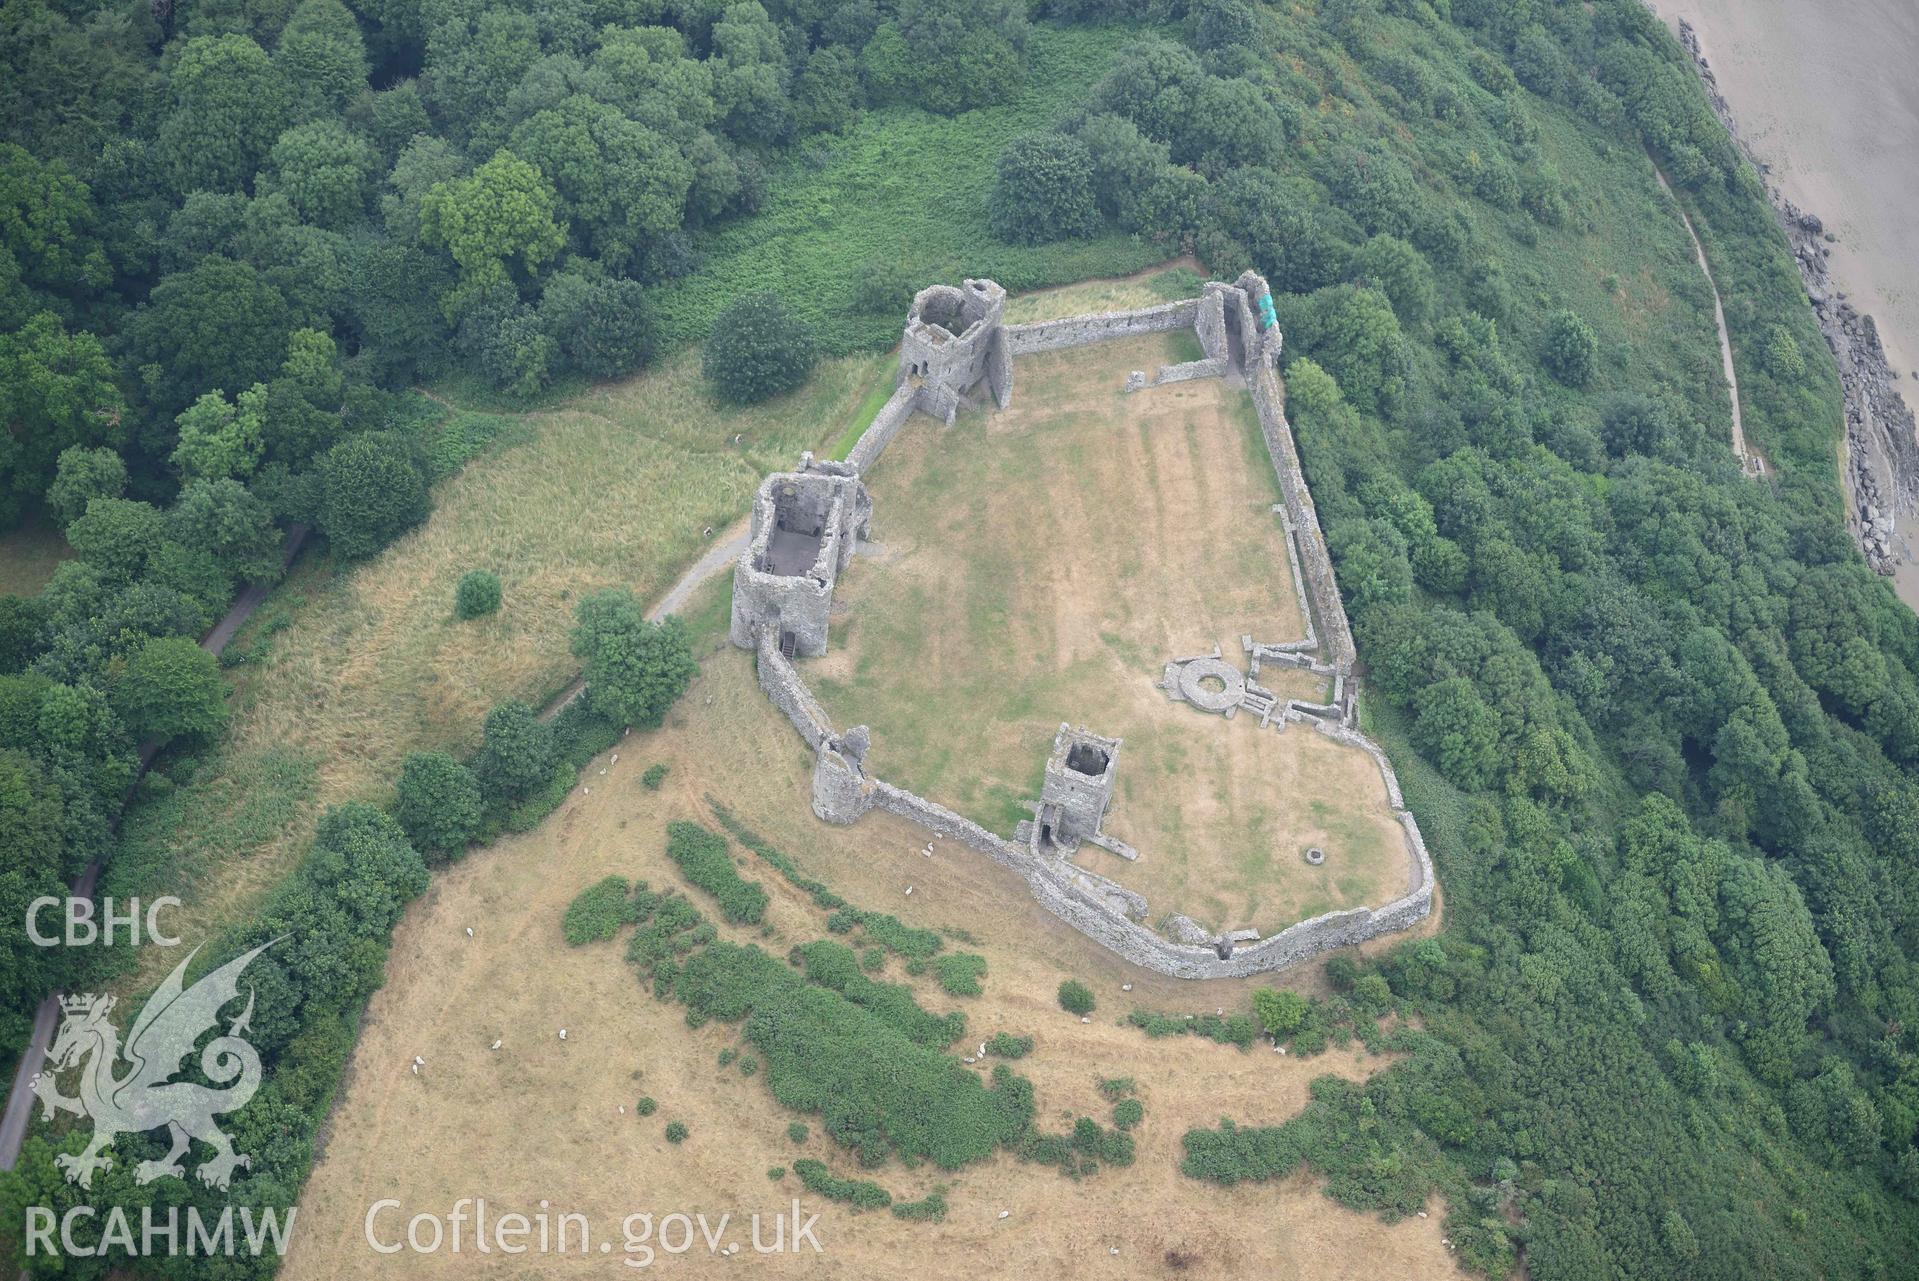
[1656,164,1764,476]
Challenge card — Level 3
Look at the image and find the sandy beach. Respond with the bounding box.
[1647,0,1919,384]
[1648,0,1919,606]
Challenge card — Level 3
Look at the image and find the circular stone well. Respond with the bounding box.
[1303,846,1326,866]
[1177,657,1245,713]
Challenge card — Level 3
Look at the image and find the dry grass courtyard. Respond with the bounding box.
[808,334,1411,937]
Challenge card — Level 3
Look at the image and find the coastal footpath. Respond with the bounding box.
[1654,6,1919,603]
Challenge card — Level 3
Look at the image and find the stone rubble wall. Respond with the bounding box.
[1248,361,1356,667]
[1002,299,1199,356]
[1196,286,1229,362]
[1153,357,1230,385]
[845,384,922,475]
[756,632,834,748]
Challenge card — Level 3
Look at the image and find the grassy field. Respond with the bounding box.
[0,515,69,597]
[278,641,1450,1281]
[807,334,1409,935]
[105,348,896,992]
[649,25,1171,355]
[999,260,1204,324]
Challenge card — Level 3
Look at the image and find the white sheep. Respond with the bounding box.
[558,1028,568,1041]
[490,1039,502,1050]
[465,927,474,938]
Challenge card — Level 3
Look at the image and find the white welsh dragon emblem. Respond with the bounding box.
[31,941,276,1190]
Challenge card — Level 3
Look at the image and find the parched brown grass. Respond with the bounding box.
[120,349,893,993]
[808,335,1409,936]
[999,258,1204,324]
[281,644,1453,1281]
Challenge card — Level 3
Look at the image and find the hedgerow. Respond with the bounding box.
[662,940,1027,1169]
[890,1189,949,1222]
[1126,1009,1258,1050]
[665,820,768,925]
[707,797,943,959]
[793,941,965,1046]
[792,1160,891,1211]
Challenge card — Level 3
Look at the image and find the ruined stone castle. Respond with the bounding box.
[728,272,1433,978]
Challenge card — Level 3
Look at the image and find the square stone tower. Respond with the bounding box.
[1033,724,1121,851]
[898,279,1011,422]
[729,460,871,658]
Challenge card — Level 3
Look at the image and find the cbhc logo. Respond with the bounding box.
[26,897,183,947]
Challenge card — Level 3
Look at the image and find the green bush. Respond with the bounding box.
[570,592,697,729]
[641,763,669,790]
[1253,988,1308,1040]
[504,763,576,833]
[669,942,1030,1169]
[792,1159,891,1211]
[1057,979,1096,1016]
[989,132,1100,245]
[1765,323,1806,379]
[666,820,769,925]
[454,569,501,619]
[932,952,987,997]
[636,1096,657,1116]
[788,1121,809,1143]
[393,751,483,860]
[475,699,557,800]
[1098,1077,1135,1100]
[794,941,965,1046]
[702,291,817,405]
[767,1166,784,1181]
[1126,1009,1257,1049]
[890,1190,949,1222]
[1542,308,1598,387]
[315,430,430,558]
[664,1121,688,1144]
[1112,1098,1144,1131]
[563,876,638,944]
[987,1032,1034,1058]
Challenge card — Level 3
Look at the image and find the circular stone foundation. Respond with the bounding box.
[1177,657,1245,712]
[1303,846,1326,866]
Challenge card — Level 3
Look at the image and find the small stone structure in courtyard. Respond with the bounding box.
[725,272,1435,978]
[1031,725,1122,853]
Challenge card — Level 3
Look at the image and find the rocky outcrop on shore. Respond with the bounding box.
[1676,18,1919,576]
